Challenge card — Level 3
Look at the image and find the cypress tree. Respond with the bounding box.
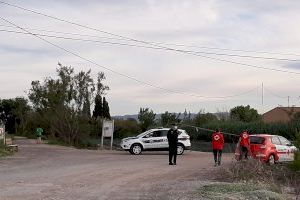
[102,97,111,119]
[93,94,103,118]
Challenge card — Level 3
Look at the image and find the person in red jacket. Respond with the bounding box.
[239,130,250,160]
[212,129,224,166]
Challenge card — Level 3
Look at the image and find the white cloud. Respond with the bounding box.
[1,0,300,115]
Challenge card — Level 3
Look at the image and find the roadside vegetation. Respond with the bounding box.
[201,130,300,200]
[197,182,285,200]
[0,63,299,154]
[0,141,11,158]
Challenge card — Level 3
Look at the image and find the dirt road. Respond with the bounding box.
[0,139,233,200]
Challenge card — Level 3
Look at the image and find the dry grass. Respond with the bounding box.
[216,159,300,199]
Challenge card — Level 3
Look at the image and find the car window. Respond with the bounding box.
[278,136,291,146]
[152,131,163,137]
[271,136,281,145]
[161,130,168,137]
[250,136,265,144]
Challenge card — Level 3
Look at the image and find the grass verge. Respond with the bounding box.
[198,182,285,200]
[213,159,300,199]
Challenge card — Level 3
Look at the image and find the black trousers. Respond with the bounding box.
[240,146,248,160]
[213,149,222,164]
[169,146,177,164]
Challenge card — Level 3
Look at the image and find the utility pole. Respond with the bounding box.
[288,96,290,107]
[261,82,264,112]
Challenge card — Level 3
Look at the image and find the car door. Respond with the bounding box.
[160,130,169,148]
[141,130,164,149]
[141,131,155,149]
[278,136,294,161]
[271,136,286,162]
[150,130,166,149]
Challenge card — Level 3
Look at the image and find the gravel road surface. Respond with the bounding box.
[0,139,233,200]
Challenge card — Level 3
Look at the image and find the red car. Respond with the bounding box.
[236,134,297,164]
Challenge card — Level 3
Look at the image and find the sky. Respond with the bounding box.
[1,0,300,115]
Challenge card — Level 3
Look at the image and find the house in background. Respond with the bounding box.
[262,107,300,123]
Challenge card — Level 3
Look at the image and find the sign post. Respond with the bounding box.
[101,119,114,150]
[0,126,5,145]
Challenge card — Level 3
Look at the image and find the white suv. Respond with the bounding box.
[120,128,191,155]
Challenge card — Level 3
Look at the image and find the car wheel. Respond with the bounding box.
[177,144,185,155]
[130,144,142,155]
[268,154,276,165]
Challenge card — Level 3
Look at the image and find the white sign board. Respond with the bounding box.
[102,120,114,137]
[101,120,114,150]
[0,127,4,140]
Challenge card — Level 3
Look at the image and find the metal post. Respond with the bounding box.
[101,119,104,149]
[110,120,114,150]
[261,82,264,113]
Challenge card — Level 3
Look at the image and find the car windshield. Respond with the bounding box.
[136,130,152,138]
[250,136,265,144]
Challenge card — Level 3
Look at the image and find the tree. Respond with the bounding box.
[28,63,109,145]
[161,111,180,127]
[92,94,103,118]
[193,110,218,126]
[138,108,156,131]
[92,72,109,119]
[102,97,111,119]
[74,69,95,116]
[0,98,30,134]
[230,105,260,122]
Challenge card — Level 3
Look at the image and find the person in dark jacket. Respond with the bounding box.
[167,124,179,165]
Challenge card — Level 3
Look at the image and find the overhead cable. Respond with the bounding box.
[1,28,300,62]
[0,16,260,100]
[1,1,300,75]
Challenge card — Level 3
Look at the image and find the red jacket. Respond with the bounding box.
[239,132,250,147]
[212,132,224,150]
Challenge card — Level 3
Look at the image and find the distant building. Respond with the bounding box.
[262,107,300,123]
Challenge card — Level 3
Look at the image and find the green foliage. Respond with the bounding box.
[230,105,260,122]
[0,141,11,158]
[92,72,110,119]
[27,63,109,146]
[181,118,299,143]
[138,108,156,131]
[160,111,180,127]
[0,97,31,134]
[194,110,218,126]
[93,94,103,118]
[102,97,111,119]
[114,119,141,138]
[290,132,300,171]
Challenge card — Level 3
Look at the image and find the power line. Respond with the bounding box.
[0,24,130,41]
[264,87,288,99]
[1,1,300,75]
[179,123,239,136]
[2,24,300,58]
[1,30,300,76]
[0,16,260,100]
[2,28,300,62]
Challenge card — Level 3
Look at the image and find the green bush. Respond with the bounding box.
[114,119,141,139]
[181,120,299,143]
[290,133,300,171]
[0,141,11,157]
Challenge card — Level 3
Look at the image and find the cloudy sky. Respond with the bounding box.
[1,0,300,115]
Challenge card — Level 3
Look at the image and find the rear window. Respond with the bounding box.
[250,136,265,144]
